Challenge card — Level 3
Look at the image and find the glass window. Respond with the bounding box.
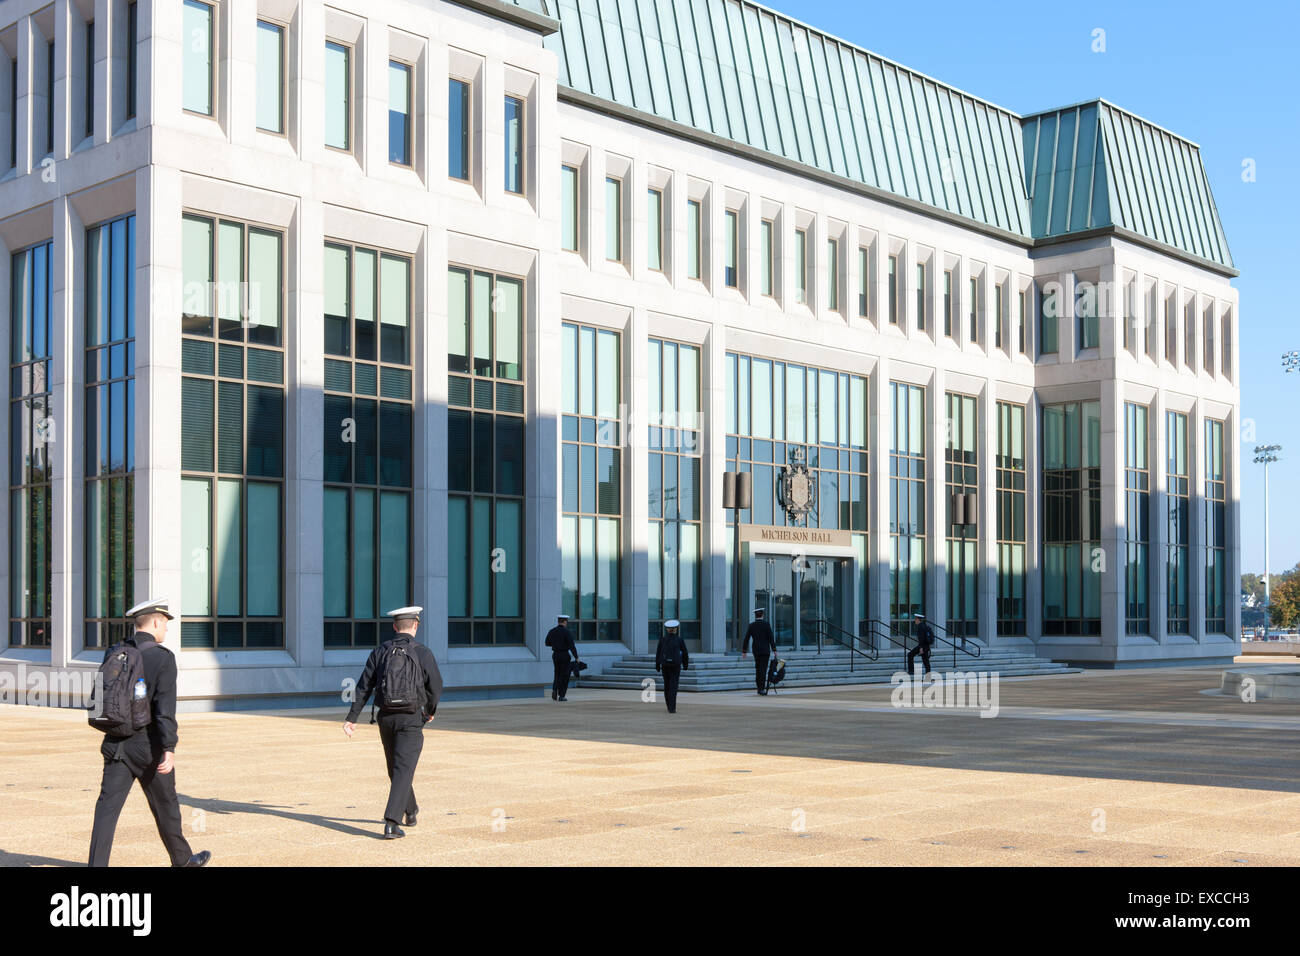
[85,215,136,649]
[323,242,414,648]
[795,229,807,305]
[887,255,898,324]
[561,165,580,252]
[995,284,1004,350]
[1078,281,1099,350]
[84,22,95,139]
[388,61,411,165]
[1040,282,1058,355]
[858,247,869,318]
[324,41,351,150]
[827,238,839,311]
[182,0,214,116]
[996,402,1027,635]
[890,382,926,629]
[1042,400,1102,636]
[1204,419,1227,633]
[687,200,701,280]
[1124,403,1150,634]
[10,240,54,647]
[605,177,622,262]
[448,268,526,646]
[126,3,138,120]
[1018,289,1026,353]
[179,215,286,649]
[562,324,622,642]
[256,21,284,134]
[504,96,524,194]
[914,261,924,331]
[724,210,738,288]
[943,270,953,337]
[761,221,774,297]
[647,188,663,270]
[946,393,978,639]
[449,79,470,180]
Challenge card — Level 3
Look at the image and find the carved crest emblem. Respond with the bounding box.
[780,462,816,520]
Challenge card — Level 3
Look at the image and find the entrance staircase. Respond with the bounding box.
[579,621,1081,693]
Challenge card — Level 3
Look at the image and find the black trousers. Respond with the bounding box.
[661,666,681,712]
[88,735,193,867]
[552,655,572,699]
[906,644,933,676]
[754,653,770,693]
[377,713,425,825]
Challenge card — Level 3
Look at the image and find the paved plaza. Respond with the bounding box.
[2,664,1299,867]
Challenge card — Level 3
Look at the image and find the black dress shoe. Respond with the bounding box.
[552,692,557,700]
[176,850,211,868]
[404,812,418,827]
[384,822,406,839]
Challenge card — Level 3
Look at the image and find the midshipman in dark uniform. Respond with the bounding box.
[87,598,210,868]
[741,608,777,695]
[545,614,579,701]
[654,620,689,714]
[344,606,444,839]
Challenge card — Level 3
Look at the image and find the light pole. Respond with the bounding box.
[1254,444,1281,633]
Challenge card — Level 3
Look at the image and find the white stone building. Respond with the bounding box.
[0,0,1240,707]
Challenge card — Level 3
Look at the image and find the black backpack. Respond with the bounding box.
[88,642,151,738]
[660,636,682,668]
[376,639,425,715]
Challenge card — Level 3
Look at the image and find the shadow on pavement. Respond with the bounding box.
[179,794,387,839]
[0,849,84,866]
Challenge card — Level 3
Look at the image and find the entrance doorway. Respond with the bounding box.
[752,554,848,650]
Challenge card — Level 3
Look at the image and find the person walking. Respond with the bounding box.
[906,611,937,677]
[741,608,777,695]
[654,620,689,714]
[545,614,580,701]
[87,598,210,868]
[344,607,444,839]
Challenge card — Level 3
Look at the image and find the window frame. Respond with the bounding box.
[504,94,525,195]
[255,18,287,136]
[387,59,413,167]
[182,0,216,119]
[323,39,354,153]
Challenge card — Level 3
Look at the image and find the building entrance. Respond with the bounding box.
[751,554,848,650]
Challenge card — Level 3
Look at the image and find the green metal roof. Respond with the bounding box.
[513,0,1234,272]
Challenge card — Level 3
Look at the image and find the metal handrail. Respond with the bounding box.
[925,620,983,667]
[860,617,982,670]
[812,618,879,668]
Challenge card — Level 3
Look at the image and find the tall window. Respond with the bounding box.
[85,216,136,650]
[125,2,137,121]
[1203,308,1215,374]
[887,255,898,324]
[996,402,1026,635]
[946,393,977,640]
[794,228,807,304]
[943,270,953,337]
[1124,403,1150,634]
[761,221,774,297]
[85,22,95,139]
[388,61,411,165]
[647,188,663,270]
[561,165,579,253]
[1122,281,1134,351]
[969,276,980,344]
[1078,282,1099,350]
[1183,302,1195,369]
[323,243,413,648]
[9,241,53,647]
[914,262,924,331]
[857,246,868,317]
[46,41,54,153]
[1205,419,1227,633]
[1221,314,1232,377]
[827,238,840,310]
[180,215,286,649]
[649,340,701,644]
[504,96,524,194]
[994,283,1004,350]
[604,177,622,262]
[183,0,214,116]
[1165,411,1189,635]
[10,59,17,168]
[890,383,926,629]
[256,21,284,134]
[324,41,351,150]
[726,354,869,633]
[1164,295,1177,364]
[561,323,622,643]
[1042,400,1102,635]
[1040,282,1058,355]
[448,79,470,180]
[448,269,525,645]
[686,200,701,280]
[724,210,739,288]
[1018,289,1026,353]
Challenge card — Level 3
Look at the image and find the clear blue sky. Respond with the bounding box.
[778,0,1300,580]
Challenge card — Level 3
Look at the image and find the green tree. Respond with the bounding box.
[1270,571,1300,629]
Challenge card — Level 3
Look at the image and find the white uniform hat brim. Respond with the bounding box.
[387,606,423,620]
[126,598,174,620]
[664,620,681,629]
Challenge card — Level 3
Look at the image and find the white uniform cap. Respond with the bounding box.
[664,619,681,629]
[126,598,174,620]
[387,606,423,621]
